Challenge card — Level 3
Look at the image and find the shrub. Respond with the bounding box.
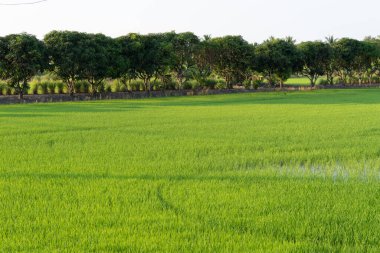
[47,82,56,94]
[317,79,330,86]
[215,79,227,89]
[74,82,81,93]
[56,82,64,94]
[204,79,217,89]
[129,80,143,91]
[111,80,120,92]
[0,82,5,95]
[38,83,48,94]
[372,76,380,84]
[182,80,195,90]
[104,83,112,93]
[29,82,39,94]
[74,81,90,93]
[81,82,90,93]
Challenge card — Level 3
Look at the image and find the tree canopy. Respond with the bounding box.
[1,31,380,99]
[0,33,46,99]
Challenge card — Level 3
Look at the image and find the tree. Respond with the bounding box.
[323,36,338,85]
[334,38,362,84]
[210,36,254,89]
[298,41,333,87]
[44,31,88,96]
[190,36,215,88]
[80,33,121,95]
[255,37,300,88]
[118,33,172,95]
[170,32,200,89]
[363,37,380,84]
[0,33,46,99]
[352,41,379,85]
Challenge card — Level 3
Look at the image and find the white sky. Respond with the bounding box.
[0,0,379,43]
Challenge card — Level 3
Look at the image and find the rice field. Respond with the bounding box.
[1,89,380,252]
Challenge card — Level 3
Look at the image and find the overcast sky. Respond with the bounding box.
[0,0,379,43]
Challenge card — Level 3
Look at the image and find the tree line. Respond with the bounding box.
[1,31,380,99]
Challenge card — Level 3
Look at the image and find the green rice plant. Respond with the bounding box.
[1,89,380,252]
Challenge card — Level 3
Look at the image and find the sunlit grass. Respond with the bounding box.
[1,89,380,252]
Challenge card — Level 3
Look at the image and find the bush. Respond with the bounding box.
[74,82,81,93]
[0,82,5,95]
[317,79,330,85]
[5,87,13,95]
[47,82,56,94]
[372,76,380,84]
[56,82,64,94]
[182,80,195,90]
[111,80,120,92]
[204,79,217,89]
[38,83,48,94]
[129,80,143,91]
[29,82,39,94]
[74,81,90,93]
[215,79,227,90]
[104,83,112,93]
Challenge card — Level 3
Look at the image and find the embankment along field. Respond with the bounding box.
[1,89,380,252]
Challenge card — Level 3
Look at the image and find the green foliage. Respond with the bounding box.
[255,37,300,87]
[129,79,143,91]
[317,78,329,85]
[111,79,128,92]
[210,36,254,88]
[298,41,333,86]
[44,31,84,95]
[0,31,379,98]
[47,82,56,94]
[79,33,120,95]
[73,80,90,93]
[38,82,48,94]
[0,33,47,98]
[169,32,200,89]
[55,82,64,94]
[117,33,173,94]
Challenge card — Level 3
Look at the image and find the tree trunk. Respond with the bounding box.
[326,72,334,85]
[67,80,74,97]
[177,71,184,90]
[144,77,151,96]
[226,76,232,89]
[178,76,183,90]
[19,90,23,100]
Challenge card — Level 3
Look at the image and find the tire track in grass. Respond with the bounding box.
[156,184,181,216]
